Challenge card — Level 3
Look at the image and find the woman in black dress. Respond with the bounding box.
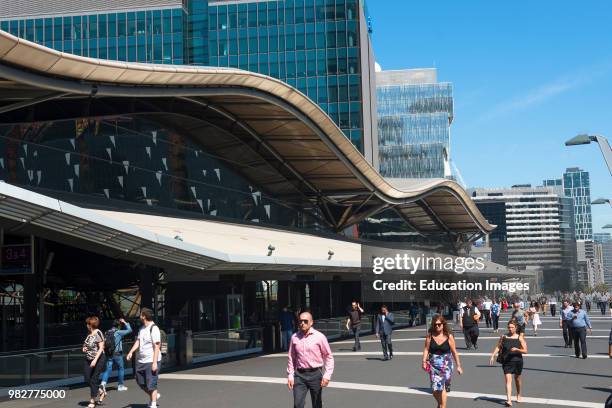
[489,319,528,407]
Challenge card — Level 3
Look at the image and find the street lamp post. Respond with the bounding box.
[591,198,612,207]
[565,134,612,176]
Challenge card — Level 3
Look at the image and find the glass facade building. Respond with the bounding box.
[376,68,453,179]
[593,233,612,286]
[562,167,593,240]
[0,0,378,165]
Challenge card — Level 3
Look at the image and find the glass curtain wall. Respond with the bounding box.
[207,0,364,151]
[377,83,453,179]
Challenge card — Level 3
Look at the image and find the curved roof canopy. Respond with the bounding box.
[0,30,493,243]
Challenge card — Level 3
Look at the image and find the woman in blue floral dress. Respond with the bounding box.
[422,315,463,408]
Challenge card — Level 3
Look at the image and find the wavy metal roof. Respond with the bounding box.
[0,30,494,244]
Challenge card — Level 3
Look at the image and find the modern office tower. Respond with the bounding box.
[376,68,452,179]
[592,241,606,286]
[0,0,379,166]
[470,185,577,290]
[542,178,564,196]
[563,167,593,240]
[594,232,612,285]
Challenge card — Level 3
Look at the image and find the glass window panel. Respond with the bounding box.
[347,21,358,47]
[336,21,346,47]
[108,14,117,38]
[326,22,336,48]
[294,0,305,24]
[328,75,338,102]
[63,16,71,40]
[259,53,269,75]
[346,0,357,20]
[35,19,44,42]
[306,50,316,76]
[285,25,295,50]
[286,51,296,78]
[127,12,136,36]
[316,0,326,20]
[348,47,359,74]
[339,103,349,128]
[118,13,127,37]
[295,25,305,50]
[248,3,257,27]
[218,6,227,30]
[296,51,306,77]
[336,0,346,20]
[258,3,267,26]
[285,1,294,25]
[238,29,248,54]
[239,54,248,70]
[228,6,237,29]
[338,48,347,74]
[229,31,238,54]
[268,3,278,25]
[238,4,248,28]
[98,14,107,38]
[327,49,337,74]
[325,0,335,20]
[269,26,278,52]
[172,9,182,33]
[44,18,53,42]
[316,49,326,75]
[338,75,348,102]
[136,11,145,35]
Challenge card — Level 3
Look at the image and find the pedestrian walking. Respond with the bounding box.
[422,315,463,408]
[491,299,501,333]
[345,301,364,351]
[127,308,162,408]
[483,297,493,328]
[528,302,541,336]
[287,311,334,408]
[510,300,528,338]
[568,302,592,359]
[548,297,557,317]
[489,319,528,407]
[82,316,107,408]
[459,298,481,349]
[502,298,509,312]
[280,306,295,352]
[559,300,574,348]
[375,305,394,361]
[100,317,132,393]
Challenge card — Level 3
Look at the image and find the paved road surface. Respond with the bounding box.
[2,312,611,408]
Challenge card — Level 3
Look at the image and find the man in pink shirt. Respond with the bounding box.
[287,311,334,408]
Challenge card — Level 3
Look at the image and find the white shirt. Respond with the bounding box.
[548,299,557,305]
[137,322,162,363]
[483,301,492,310]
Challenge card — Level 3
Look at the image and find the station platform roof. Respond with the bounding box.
[0,30,494,247]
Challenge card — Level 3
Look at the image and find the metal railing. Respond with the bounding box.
[191,327,263,363]
[314,310,419,340]
[0,310,423,389]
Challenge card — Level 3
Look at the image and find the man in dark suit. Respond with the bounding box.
[375,305,395,361]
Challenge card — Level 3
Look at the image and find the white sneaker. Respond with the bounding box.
[118,385,128,391]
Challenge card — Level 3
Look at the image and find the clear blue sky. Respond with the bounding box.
[368,0,612,234]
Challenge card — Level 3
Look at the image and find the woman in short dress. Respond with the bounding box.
[489,319,528,407]
[528,302,541,336]
[422,315,463,408]
[82,316,106,408]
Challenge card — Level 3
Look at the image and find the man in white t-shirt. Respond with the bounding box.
[482,297,493,328]
[127,308,161,408]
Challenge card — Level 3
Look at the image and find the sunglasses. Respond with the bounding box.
[299,319,309,324]
[434,322,443,327]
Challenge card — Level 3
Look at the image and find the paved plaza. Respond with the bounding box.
[2,312,611,408]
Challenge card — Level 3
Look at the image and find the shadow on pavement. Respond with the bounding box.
[522,367,612,378]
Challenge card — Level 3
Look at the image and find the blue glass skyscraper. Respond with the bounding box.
[563,167,593,240]
[0,0,378,166]
[376,68,452,179]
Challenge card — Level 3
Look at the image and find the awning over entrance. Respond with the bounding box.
[0,30,494,243]
[0,183,532,280]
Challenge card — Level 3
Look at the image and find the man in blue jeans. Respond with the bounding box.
[100,318,132,392]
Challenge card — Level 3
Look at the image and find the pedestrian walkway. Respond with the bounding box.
[1,313,610,408]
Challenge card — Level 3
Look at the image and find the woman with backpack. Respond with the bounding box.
[489,319,528,407]
[82,316,106,408]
